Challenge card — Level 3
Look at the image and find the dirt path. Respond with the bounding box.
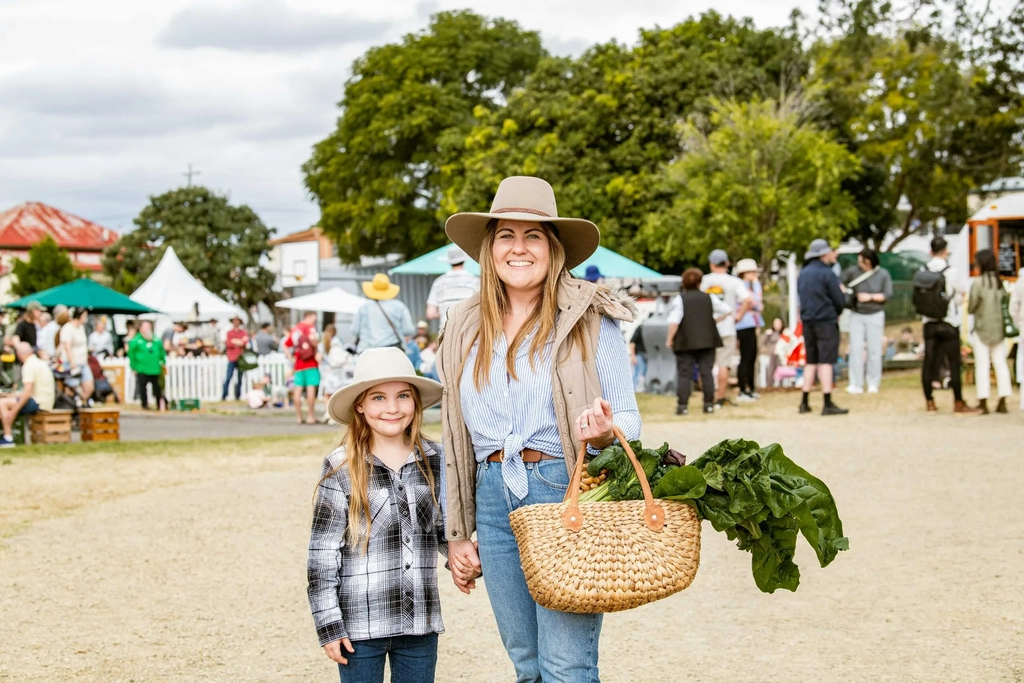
[1,413,1022,682]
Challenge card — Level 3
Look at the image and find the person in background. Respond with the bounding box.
[10,302,42,384]
[319,323,350,423]
[629,321,647,392]
[0,342,55,447]
[668,267,729,415]
[418,335,438,381]
[701,249,753,408]
[842,248,893,395]
[253,322,278,356]
[221,315,250,402]
[128,320,166,410]
[120,320,138,357]
[284,311,321,425]
[967,249,1012,414]
[88,316,115,358]
[734,258,763,402]
[37,305,63,360]
[353,274,415,354]
[797,239,848,416]
[921,237,979,414]
[762,317,785,385]
[583,265,604,283]
[60,307,94,402]
[1010,266,1024,410]
[417,320,430,338]
[425,246,480,330]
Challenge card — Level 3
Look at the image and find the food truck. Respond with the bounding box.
[965,192,1024,280]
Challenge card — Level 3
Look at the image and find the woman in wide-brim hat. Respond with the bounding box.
[439,176,641,678]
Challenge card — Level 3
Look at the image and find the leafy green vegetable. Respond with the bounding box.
[581,441,672,503]
[690,439,849,593]
[651,466,707,502]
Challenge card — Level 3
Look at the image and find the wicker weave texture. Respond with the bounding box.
[509,499,701,613]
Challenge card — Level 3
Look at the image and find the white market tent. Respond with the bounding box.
[130,246,246,334]
[274,286,366,318]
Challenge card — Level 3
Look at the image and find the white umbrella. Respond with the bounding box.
[274,287,366,317]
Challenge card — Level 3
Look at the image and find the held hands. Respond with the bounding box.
[323,638,355,665]
[449,539,482,594]
[576,397,614,449]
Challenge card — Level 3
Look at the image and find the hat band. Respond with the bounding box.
[493,207,552,218]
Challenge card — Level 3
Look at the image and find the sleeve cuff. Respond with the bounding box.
[316,621,349,647]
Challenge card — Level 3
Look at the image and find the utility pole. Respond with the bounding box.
[183,163,201,187]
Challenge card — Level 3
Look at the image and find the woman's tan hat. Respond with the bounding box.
[362,273,400,300]
[445,176,600,270]
[327,347,443,425]
[734,258,759,275]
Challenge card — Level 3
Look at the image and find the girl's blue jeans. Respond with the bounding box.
[337,633,438,683]
[475,459,602,683]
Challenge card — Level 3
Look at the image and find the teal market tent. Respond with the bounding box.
[390,244,662,279]
[5,278,159,315]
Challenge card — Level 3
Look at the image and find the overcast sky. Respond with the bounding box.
[0,0,815,237]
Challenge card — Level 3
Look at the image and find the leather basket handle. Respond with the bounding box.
[562,424,665,533]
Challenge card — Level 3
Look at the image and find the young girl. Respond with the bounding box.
[307,347,471,683]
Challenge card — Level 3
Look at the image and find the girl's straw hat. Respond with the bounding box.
[326,347,442,425]
[444,176,600,270]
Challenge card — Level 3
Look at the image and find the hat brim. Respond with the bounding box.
[804,248,834,260]
[362,281,401,300]
[327,375,443,425]
[445,212,600,271]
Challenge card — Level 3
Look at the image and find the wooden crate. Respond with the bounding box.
[29,411,74,444]
[79,408,120,442]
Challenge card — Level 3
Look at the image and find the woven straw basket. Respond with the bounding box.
[509,427,701,614]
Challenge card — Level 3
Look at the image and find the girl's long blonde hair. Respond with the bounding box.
[468,220,588,389]
[314,384,438,552]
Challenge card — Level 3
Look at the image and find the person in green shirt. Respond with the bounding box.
[128,320,166,410]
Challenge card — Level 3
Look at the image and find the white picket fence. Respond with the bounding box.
[107,353,296,404]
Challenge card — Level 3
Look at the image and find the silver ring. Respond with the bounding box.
[580,421,589,430]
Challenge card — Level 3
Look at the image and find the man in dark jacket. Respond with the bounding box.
[797,239,849,416]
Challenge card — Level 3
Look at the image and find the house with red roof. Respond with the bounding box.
[0,202,121,301]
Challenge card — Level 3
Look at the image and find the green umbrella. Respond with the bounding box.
[390,244,662,278]
[5,278,159,314]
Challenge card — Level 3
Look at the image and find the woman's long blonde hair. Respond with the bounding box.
[314,384,438,552]
[468,220,588,389]
[323,324,336,354]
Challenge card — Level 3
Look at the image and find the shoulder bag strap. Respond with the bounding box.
[848,266,880,290]
[375,301,404,347]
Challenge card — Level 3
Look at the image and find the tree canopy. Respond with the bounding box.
[303,11,545,263]
[102,186,276,312]
[308,2,1024,268]
[10,235,79,298]
[642,95,860,270]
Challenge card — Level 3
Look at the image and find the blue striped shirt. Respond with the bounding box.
[459,316,641,499]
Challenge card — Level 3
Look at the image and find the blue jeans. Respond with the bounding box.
[632,353,647,392]
[476,459,602,683]
[337,633,438,683]
[221,361,244,400]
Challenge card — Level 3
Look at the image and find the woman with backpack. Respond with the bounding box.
[968,249,1013,414]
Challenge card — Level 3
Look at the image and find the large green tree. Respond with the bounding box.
[9,235,79,298]
[444,12,808,271]
[642,95,860,271]
[102,186,276,312]
[811,0,1024,249]
[303,11,545,263]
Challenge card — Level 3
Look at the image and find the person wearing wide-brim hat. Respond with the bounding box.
[732,258,764,402]
[222,313,250,401]
[352,273,416,354]
[309,347,453,680]
[438,176,641,678]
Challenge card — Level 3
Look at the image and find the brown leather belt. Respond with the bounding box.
[486,448,556,463]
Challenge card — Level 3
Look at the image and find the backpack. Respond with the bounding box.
[912,266,950,319]
[294,329,317,362]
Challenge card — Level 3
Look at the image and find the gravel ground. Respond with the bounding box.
[1,410,1022,682]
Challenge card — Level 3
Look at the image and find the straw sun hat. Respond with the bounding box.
[326,347,443,425]
[362,273,400,301]
[444,176,600,270]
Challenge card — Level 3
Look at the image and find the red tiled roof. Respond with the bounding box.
[0,202,120,252]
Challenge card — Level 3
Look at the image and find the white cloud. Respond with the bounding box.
[157,0,392,53]
[0,0,817,238]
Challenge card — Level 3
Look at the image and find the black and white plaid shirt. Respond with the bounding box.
[307,440,448,646]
